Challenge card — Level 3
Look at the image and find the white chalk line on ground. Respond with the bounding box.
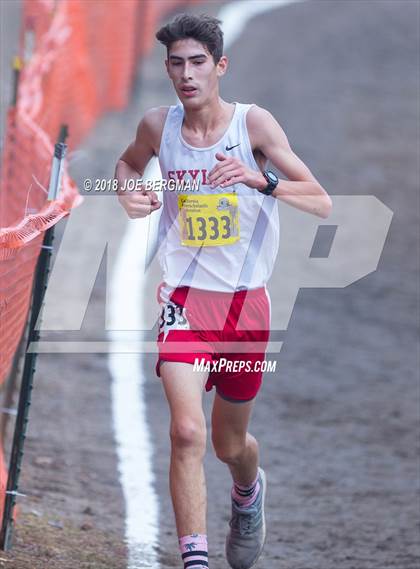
[107,1,302,568]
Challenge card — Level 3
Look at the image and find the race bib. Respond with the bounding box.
[178,193,240,247]
[158,300,190,342]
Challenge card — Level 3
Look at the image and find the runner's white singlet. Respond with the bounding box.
[156,102,280,293]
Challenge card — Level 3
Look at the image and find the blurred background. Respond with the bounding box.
[0,1,418,568]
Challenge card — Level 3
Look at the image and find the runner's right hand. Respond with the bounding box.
[118,185,162,219]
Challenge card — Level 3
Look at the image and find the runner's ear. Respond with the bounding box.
[216,55,228,77]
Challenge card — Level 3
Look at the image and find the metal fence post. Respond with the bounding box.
[0,126,69,550]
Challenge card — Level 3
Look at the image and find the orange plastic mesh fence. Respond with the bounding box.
[0,0,200,522]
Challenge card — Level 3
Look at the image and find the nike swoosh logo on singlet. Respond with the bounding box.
[225,143,241,151]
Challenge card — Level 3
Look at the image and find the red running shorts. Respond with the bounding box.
[155,282,271,402]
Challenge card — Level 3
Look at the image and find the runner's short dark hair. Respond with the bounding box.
[156,13,224,65]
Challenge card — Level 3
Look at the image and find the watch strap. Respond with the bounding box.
[261,170,278,195]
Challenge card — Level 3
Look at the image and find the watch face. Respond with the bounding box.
[267,171,277,184]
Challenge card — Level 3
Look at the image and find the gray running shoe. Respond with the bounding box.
[225,467,267,569]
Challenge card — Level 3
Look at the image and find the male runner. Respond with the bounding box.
[115,13,332,569]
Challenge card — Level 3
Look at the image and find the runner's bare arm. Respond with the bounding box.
[208,106,332,218]
[248,106,332,218]
[114,109,162,218]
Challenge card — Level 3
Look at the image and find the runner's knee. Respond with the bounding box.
[212,437,247,464]
[170,418,206,453]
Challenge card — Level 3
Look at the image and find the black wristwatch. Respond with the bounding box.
[260,170,278,196]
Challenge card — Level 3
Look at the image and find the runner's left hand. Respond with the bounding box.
[208,152,264,190]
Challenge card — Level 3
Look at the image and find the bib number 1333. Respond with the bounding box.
[178,193,240,247]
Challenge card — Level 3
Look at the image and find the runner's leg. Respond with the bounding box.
[210,392,259,485]
[159,361,209,536]
[211,392,267,568]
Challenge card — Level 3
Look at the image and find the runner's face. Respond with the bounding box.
[165,39,227,106]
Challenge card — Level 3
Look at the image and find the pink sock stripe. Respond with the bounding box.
[182,554,208,561]
[178,533,208,561]
[232,480,260,508]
